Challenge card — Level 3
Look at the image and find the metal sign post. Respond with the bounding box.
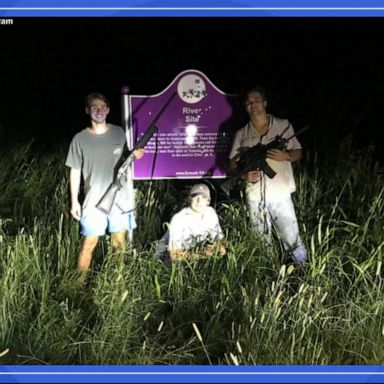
[121,85,135,243]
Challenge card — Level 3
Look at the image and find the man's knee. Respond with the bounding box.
[77,236,99,271]
[81,236,99,252]
[112,240,125,251]
[111,232,126,250]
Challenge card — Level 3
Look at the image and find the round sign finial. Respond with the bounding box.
[177,74,207,104]
[121,85,130,94]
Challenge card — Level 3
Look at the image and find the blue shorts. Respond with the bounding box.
[80,206,137,237]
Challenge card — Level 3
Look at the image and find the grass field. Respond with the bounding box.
[1,140,384,364]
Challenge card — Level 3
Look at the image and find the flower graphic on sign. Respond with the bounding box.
[177,74,207,104]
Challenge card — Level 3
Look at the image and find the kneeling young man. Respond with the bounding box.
[157,184,226,263]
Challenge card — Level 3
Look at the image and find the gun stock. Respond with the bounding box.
[220,175,241,196]
[96,183,121,215]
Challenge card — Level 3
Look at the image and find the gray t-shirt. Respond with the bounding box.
[65,124,129,213]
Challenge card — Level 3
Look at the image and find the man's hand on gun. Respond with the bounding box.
[133,148,145,160]
[243,170,262,183]
[204,241,227,257]
[267,148,290,161]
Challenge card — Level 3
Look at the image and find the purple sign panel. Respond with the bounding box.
[131,69,242,179]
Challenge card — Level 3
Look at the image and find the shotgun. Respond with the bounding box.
[96,92,176,214]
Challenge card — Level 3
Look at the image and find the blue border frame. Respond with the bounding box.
[1,1,384,16]
[2,365,384,383]
[2,1,384,383]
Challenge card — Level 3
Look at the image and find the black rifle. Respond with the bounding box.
[96,92,176,214]
[221,124,308,195]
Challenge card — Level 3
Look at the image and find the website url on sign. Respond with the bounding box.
[0,19,13,26]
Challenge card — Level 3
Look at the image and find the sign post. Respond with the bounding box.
[121,85,135,242]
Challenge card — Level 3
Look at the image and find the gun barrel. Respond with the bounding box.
[134,124,157,150]
[285,124,309,142]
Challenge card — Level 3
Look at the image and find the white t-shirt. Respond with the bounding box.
[229,115,302,201]
[168,206,224,251]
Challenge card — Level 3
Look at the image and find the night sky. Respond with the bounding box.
[1,17,384,157]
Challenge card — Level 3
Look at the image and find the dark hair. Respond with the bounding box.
[85,92,110,108]
[243,84,267,102]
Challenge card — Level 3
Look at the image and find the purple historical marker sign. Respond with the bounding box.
[131,69,242,179]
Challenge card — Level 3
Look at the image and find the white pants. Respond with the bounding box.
[246,194,308,264]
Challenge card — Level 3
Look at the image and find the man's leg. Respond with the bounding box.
[268,197,308,264]
[111,230,127,255]
[79,208,108,271]
[77,236,99,271]
[155,231,171,264]
[246,195,273,244]
[108,206,134,257]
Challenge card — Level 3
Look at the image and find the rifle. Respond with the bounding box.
[96,92,176,214]
[221,124,308,195]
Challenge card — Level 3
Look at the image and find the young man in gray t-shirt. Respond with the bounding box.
[65,92,144,272]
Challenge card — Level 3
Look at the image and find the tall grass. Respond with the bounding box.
[0,139,384,364]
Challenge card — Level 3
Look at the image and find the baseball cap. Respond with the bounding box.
[189,183,210,199]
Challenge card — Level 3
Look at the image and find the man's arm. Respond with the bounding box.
[169,244,225,262]
[69,168,81,221]
[267,121,303,162]
[228,155,239,172]
[267,148,302,162]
